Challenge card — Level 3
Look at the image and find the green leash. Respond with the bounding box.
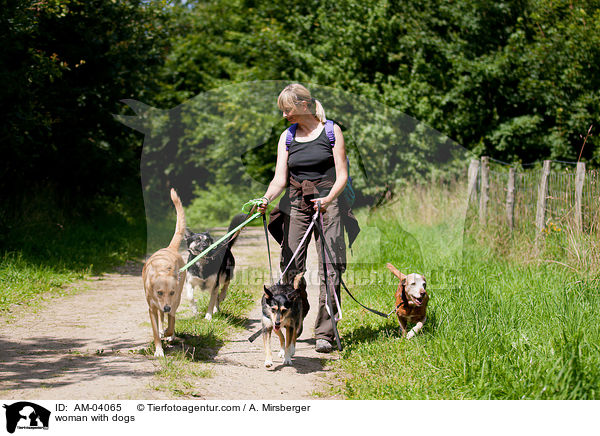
[179,199,269,273]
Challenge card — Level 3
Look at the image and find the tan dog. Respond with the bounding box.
[142,188,186,357]
[386,263,428,339]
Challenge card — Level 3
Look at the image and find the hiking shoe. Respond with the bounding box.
[315,339,333,353]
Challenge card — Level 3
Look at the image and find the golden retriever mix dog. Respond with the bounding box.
[386,263,428,339]
[142,188,186,357]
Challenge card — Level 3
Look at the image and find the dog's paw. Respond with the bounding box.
[278,350,285,359]
[264,360,273,368]
[406,331,415,340]
[283,356,293,366]
[154,348,165,357]
[204,313,213,321]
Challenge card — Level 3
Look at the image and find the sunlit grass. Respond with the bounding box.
[333,184,600,399]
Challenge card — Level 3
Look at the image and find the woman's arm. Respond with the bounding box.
[259,131,289,213]
[312,123,348,212]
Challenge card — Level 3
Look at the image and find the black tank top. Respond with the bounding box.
[287,127,335,182]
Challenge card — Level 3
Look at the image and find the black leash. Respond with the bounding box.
[312,210,391,319]
[263,213,274,285]
[248,327,263,343]
[316,201,343,352]
[248,212,275,343]
[248,201,395,345]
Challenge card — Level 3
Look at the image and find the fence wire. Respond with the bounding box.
[471,159,599,235]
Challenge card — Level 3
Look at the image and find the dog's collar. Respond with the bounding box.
[400,283,409,308]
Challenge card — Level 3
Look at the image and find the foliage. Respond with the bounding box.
[1,0,171,231]
[3,0,600,257]
[156,0,600,172]
[185,183,255,228]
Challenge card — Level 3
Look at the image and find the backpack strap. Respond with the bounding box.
[286,120,336,150]
[324,120,336,147]
[285,123,298,150]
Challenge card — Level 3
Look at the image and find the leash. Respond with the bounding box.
[311,209,391,319]
[248,206,317,343]
[179,199,267,273]
[263,213,274,285]
[244,198,275,285]
[248,199,395,344]
[278,209,318,284]
[316,201,343,352]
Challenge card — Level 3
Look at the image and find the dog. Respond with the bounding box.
[261,274,309,367]
[386,263,428,339]
[142,188,186,357]
[183,214,247,320]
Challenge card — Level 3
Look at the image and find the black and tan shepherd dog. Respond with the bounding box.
[261,275,309,368]
[183,214,247,320]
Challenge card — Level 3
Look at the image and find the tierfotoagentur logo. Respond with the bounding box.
[3,402,50,434]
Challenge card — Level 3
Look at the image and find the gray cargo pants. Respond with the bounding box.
[281,178,346,344]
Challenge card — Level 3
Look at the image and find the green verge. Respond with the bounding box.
[332,185,600,400]
[0,207,146,314]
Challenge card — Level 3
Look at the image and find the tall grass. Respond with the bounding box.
[334,182,600,399]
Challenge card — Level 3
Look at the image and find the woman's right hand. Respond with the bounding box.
[258,196,269,214]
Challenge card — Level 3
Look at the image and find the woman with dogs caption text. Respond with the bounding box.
[258,84,360,353]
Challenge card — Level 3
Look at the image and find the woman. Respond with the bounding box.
[259,84,358,353]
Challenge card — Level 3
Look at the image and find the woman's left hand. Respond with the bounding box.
[310,197,332,212]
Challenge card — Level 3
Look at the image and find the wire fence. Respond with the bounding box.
[468,157,600,236]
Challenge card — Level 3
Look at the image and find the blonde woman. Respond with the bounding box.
[259,84,359,353]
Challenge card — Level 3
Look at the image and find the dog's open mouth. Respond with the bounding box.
[412,296,424,306]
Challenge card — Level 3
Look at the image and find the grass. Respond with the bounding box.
[0,252,87,313]
[0,194,146,314]
[332,183,600,399]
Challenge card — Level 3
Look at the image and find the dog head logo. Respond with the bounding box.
[3,402,50,434]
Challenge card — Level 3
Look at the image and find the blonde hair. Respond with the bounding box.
[277,84,326,123]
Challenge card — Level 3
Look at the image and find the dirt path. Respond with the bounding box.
[0,227,341,400]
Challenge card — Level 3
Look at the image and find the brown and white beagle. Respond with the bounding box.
[386,263,428,339]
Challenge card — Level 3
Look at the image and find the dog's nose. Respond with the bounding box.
[163,305,171,313]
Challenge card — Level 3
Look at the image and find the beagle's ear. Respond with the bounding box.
[386,263,406,281]
[264,285,273,299]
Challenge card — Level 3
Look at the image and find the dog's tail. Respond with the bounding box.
[168,188,186,251]
[386,262,406,281]
[226,213,248,248]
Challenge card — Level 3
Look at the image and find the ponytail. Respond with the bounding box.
[314,99,326,124]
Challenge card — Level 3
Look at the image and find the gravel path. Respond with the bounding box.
[0,227,341,400]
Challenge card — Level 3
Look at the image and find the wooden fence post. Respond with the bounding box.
[479,157,489,225]
[575,162,586,232]
[506,167,515,231]
[468,159,479,205]
[536,160,551,237]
